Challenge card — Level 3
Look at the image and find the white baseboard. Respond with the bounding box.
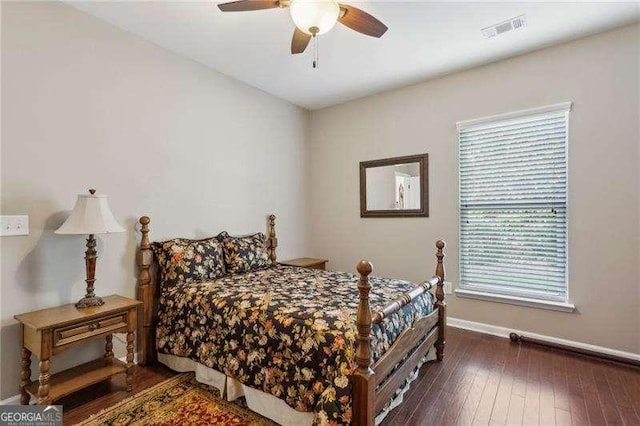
[0,394,21,405]
[117,353,139,364]
[448,317,640,362]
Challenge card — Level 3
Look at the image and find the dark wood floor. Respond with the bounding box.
[62,327,640,425]
[382,328,640,426]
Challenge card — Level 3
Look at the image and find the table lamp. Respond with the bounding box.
[55,189,125,308]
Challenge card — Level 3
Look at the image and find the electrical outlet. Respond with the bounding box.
[0,215,29,236]
[444,281,453,295]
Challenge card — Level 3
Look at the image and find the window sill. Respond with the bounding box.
[454,289,576,313]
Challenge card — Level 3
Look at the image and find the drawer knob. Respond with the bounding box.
[88,323,98,331]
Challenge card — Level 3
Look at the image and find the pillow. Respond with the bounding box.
[151,237,225,287]
[222,233,272,274]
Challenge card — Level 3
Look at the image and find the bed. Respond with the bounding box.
[136,214,446,426]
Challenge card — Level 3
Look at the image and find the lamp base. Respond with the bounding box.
[75,295,105,309]
[76,233,104,309]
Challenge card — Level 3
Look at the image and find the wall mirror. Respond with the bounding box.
[360,154,429,218]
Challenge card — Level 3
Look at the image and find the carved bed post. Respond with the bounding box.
[267,214,277,262]
[136,216,155,366]
[353,260,375,426]
[434,240,446,361]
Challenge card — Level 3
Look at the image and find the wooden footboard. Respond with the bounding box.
[353,241,446,426]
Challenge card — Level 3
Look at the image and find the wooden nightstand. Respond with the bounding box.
[280,257,328,270]
[14,295,141,405]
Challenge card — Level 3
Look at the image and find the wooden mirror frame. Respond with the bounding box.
[360,153,429,218]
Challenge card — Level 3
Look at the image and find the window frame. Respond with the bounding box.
[455,102,575,312]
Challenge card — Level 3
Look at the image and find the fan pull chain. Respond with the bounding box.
[312,34,318,69]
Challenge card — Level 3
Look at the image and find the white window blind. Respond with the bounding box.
[458,103,571,302]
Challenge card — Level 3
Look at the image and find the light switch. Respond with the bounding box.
[0,215,29,236]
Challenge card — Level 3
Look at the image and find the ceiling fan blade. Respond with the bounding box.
[291,28,312,54]
[217,0,280,12]
[338,4,388,38]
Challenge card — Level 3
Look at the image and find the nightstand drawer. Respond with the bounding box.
[54,313,128,347]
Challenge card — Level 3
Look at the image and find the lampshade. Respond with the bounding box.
[290,0,339,36]
[55,192,125,235]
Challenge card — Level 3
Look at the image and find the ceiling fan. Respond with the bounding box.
[217,0,388,57]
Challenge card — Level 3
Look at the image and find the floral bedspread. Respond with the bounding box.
[156,264,435,425]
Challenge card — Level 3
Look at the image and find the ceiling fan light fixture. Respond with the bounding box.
[290,0,340,36]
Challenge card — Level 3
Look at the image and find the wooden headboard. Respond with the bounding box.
[135,214,279,366]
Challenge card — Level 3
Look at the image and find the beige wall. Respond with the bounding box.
[1,0,638,404]
[309,24,640,354]
[0,2,309,399]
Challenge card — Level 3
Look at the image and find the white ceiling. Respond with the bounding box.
[69,1,640,110]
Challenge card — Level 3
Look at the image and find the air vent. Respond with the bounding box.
[481,15,527,38]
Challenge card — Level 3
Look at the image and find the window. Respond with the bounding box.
[457,102,572,310]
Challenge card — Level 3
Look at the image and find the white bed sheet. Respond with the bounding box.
[158,353,314,425]
[158,345,436,426]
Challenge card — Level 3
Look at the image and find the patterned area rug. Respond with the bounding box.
[74,373,277,425]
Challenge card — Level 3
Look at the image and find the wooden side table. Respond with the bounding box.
[279,257,328,270]
[14,294,141,405]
